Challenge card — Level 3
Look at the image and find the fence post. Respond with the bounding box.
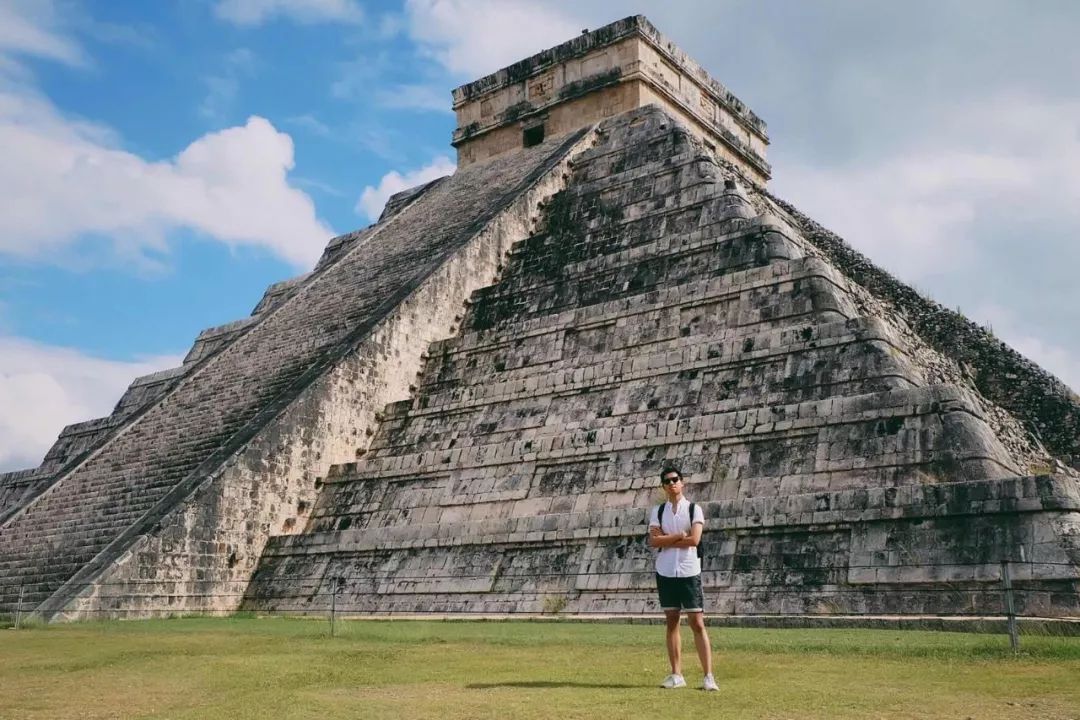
[330,585,337,638]
[14,585,24,630]
[1001,561,1019,653]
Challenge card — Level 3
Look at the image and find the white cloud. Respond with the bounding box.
[0,0,85,67]
[772,94,1080,394]
[200,76,239,122]
[214,0,364,26]
[286,113,332,137]
[293,175,345,198]
[329,53,390,101]
[0,86,333,269]
[375,83,450,113]
[199,48,257,122]
[331,2,576,115]
[356,155,455,222]
[405,0,580,78]
[776,151,1019,280]
[773,95,1080,282]
[0,336,183,472]
[1007,334,1080,396]
[0,3,331,269]
[377,12,405,39]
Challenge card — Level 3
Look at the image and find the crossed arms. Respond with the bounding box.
[648,522,702,549]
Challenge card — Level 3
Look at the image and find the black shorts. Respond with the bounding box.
[656,573,704,612]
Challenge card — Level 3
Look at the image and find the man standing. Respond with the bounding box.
[647,465,718,691]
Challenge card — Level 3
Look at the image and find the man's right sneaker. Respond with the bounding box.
[661,674,687,689]
[702,674,719,692]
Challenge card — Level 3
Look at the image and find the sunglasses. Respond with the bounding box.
[661,476,681,485]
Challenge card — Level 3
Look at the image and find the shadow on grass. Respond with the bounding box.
[467,681,641,689]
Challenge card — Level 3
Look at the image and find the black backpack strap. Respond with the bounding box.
[690,502,704,559]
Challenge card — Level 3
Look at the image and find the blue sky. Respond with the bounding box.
[2,0,461,360]
[1,0,1078,470]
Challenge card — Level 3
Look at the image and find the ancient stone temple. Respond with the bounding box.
[2,16,1078,622]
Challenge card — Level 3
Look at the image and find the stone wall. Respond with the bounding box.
[0,470,39,519]
[456,82,640,167]
[747,191,1080,473]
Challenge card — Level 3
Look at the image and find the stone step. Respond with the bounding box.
[246,105,1080,622]
[12,496,153,520]
[250,272,313,315]
[0,562,85,587]
[314,453,1004,534]
[566,147,712,197]
[521,192,752,274]
[474,221,792,326]
[276,473,1076,564]
[321,386,1016,500]
[425,274,869,397]
[420,311,904,404]
[3,527,126,551]
[437,256,849,356]
[385,334,917,463]
[554,217,786,284]
[11,483,169,521]
[181,317,259,366]
[524,177,752,264]
[4,511,148,541]
[421,320,831,408]
[572,125,697,184]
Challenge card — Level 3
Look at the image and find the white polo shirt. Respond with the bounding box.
[648,497,704,578]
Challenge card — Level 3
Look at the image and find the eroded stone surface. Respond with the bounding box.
[1,129,589,620]
[245,107,1080,618]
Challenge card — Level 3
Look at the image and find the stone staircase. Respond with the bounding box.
[0,128,589,619]
[0,268,317,523]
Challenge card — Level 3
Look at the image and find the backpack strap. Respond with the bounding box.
[656,502,666,532]
[690,502,704,559]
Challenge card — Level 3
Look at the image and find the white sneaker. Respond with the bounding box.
[702,674,719,692]
[661,673,686,689]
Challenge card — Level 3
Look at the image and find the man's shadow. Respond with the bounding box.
[467,681,640,689]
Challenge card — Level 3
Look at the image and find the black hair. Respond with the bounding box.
[659,465,682,483]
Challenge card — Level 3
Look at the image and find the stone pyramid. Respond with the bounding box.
[2,16,1078,622]
[244,105,1080,618]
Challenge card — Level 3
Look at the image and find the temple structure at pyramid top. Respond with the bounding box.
[451,15,771,183]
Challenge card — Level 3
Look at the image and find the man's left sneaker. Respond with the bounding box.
[661,673,686,689]
[702,674,719,692]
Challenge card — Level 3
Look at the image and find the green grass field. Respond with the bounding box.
[3,617,1080,719]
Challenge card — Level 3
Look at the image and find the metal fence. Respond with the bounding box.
[5,558,1079,651]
